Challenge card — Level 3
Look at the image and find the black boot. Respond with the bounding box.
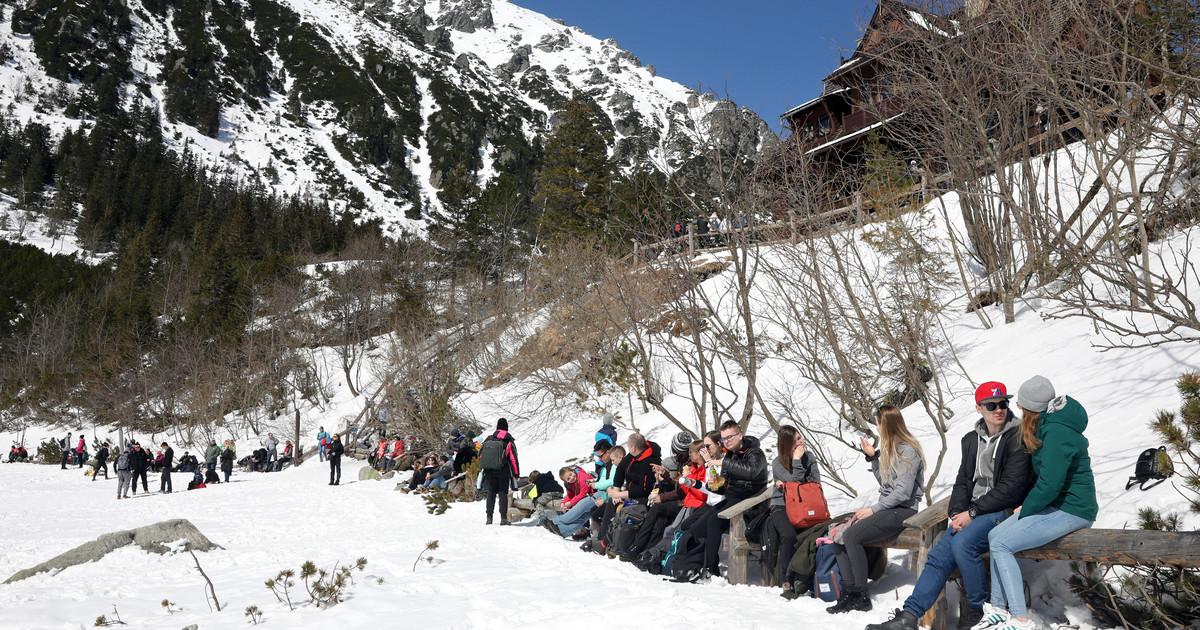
[826,588,853,614]
[846,587,873,612]
[866,609,918,630]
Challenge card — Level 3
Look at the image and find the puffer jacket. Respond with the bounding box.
[722,435,769,503]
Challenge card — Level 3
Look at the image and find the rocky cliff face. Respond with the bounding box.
[0,0,778,234]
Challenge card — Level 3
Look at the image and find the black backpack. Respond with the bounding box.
[609,504,649,557]
[1126,446,1172,491]
[662,530,706,582]
[479,439,506,471]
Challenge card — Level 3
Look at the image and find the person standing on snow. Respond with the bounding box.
[328,433,344,485]
[317,426,330,462]
[263,432,279,467]
[129,442,150,495]
[204,439,221,473]
[60,432,72,469]
[159,442,175,494]
[115,446,133,499]
[480,418,520,525]
[220,441,236,483]
[75,436,87,468]
[595,413,618,447]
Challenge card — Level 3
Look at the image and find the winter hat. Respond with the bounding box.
[974,381,1012,403]
[497,417,509,431]
[1017,376,1056,413]
[466,430,476,440]
[601,413,615,426]
[671,431,696,454]
[450,428,461,438]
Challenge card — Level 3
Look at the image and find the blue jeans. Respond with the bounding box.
[553,493,600,537]
[318,444,327,461]
[904,510,1005,616]
[989,507,1092,617]
[424,476,447,489]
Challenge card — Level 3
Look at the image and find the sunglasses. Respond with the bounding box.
[981,400,1009,411]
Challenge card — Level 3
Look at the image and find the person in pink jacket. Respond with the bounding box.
[75,436,87,468]
[559,465,596,510]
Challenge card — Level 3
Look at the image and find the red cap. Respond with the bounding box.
[975,381,1012,403]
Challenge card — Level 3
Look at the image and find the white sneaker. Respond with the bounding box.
[970,604,1012,630]
[995,618,1036,630]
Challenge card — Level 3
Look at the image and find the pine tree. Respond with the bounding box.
[533,94,613,241]
[1068,372,1199,628]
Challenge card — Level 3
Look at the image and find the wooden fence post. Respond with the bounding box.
[687,224,695,257]
[789,211,798,244]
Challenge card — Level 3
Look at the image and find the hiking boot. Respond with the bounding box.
[958,607,985,630]
[571,527,590,541]
[780,586,800,600]
[826,588,866,614]
[847,588,873,612]
[970,604,1011,630]
[579,540,593,553]
[867,609,918,630]
[542,519,562,537]
[499,519,511,526]
[486,515,493,525]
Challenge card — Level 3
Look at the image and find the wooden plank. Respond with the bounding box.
[718,487,773,519]
[1014,529,1200,569]
[919,521,949,630]
[904,496,951,531]
[727,513,750,586]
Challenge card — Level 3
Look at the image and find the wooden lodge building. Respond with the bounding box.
[762,0,1153,227]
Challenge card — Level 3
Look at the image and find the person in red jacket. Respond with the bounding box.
[558,465,596,510]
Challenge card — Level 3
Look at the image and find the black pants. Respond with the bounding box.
[409,469,428,491]
[694,499,731,574]
[60,449,69,469]
[329,458,341,484]
[135,469,149,492]
[484,473,510,520]
[160,470,172,493]
[835,507,916,588]
[764,506,799,584]
[630,500,681,553]
[93,461,108,480]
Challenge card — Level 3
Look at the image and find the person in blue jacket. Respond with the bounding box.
[596,413,618,446]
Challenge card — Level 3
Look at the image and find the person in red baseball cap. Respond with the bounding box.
[865,383,1032,630]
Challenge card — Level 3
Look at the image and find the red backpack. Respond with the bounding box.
[783,481,831,529]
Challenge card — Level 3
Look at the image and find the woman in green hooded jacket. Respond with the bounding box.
[973,376,1096,630]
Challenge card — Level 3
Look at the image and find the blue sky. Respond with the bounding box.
[511,1,880,134]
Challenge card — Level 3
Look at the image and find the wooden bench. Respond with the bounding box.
[721,494,1200,630]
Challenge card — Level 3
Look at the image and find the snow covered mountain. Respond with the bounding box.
[0,0,777,236]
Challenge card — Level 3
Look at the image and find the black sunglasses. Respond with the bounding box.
[981,400,1009,411]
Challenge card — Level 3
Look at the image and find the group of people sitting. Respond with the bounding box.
[6,444,29,462]
[399,428,481,493]
[515,376,1094,630]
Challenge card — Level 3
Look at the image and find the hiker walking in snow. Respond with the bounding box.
[976,376,1096,630]
[866,382,1031,630]
[93,442,110,481]
[317,426,330,462]
[328,433,344,485]
[204,439,221,473]
[480,418,520,525]
[115,446,133,499]
[60,432,72,469]
[159,442,175,494]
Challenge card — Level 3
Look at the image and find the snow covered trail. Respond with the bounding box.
[0,457,1107,629]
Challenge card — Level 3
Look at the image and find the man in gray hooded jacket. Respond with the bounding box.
[866,381,1032,630]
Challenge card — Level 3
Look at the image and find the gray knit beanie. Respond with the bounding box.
[671,431,696,454]
[1017,376,1056,413]
[601,413,615,426]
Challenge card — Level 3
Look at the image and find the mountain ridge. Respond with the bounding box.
[0,0,777,239]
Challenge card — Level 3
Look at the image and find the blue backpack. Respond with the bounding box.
[662,530,706,582]
[813,542,842,602]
